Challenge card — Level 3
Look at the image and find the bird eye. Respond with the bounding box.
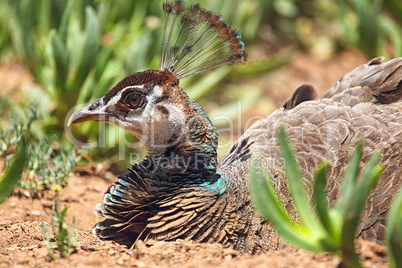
[126,93,145,109]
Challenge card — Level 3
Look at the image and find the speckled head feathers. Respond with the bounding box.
[103,69,178,104]
[160,0,247,79]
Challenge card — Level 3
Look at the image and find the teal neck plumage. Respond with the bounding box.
[143,87,224,194]
[175,88,219,174]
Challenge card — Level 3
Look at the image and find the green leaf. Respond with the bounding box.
[51,30,69,91]
[249,155,322,251]
[386,188,402,268]
[312,163,336,238]
[341,150,382,268]
[185,68,230,100]
[380,16,402,58]
[68,6,99,93]
[277,124,322,232]
[57,0,73,42]
[335,141,362,217]
[0,136,27,204]
[233,48,293,77]
[384,0,402,21]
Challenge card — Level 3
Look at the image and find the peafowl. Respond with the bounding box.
[68,1,402,253]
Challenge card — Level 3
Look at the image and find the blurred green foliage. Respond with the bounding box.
[339,0,402,58]
[0,0,400,166]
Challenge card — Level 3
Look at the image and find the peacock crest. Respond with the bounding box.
[160,0,246,79]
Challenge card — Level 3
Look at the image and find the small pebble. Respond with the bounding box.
[30,210,41,216]
[224,254,232,261]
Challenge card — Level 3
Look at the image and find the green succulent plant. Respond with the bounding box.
[250,124,384,267]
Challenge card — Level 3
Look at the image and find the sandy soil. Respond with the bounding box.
[0,51,389,267]
[0,176,388,268]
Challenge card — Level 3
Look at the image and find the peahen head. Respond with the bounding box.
[68,0,246,164]
[68,69,184,156]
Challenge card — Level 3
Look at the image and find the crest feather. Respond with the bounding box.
[160,1,247,79]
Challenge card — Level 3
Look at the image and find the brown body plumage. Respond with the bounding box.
[220,57,402,251]
[68,1,402,254]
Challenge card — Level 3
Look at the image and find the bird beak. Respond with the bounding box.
[67,98,108,127]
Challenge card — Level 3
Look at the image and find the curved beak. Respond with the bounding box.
[67,98,108,126]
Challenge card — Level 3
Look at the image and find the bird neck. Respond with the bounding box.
[180,91,219,172]
[146,86,219,179]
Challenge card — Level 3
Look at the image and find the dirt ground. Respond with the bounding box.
[0,176,389,268]
[0,51,390,267]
